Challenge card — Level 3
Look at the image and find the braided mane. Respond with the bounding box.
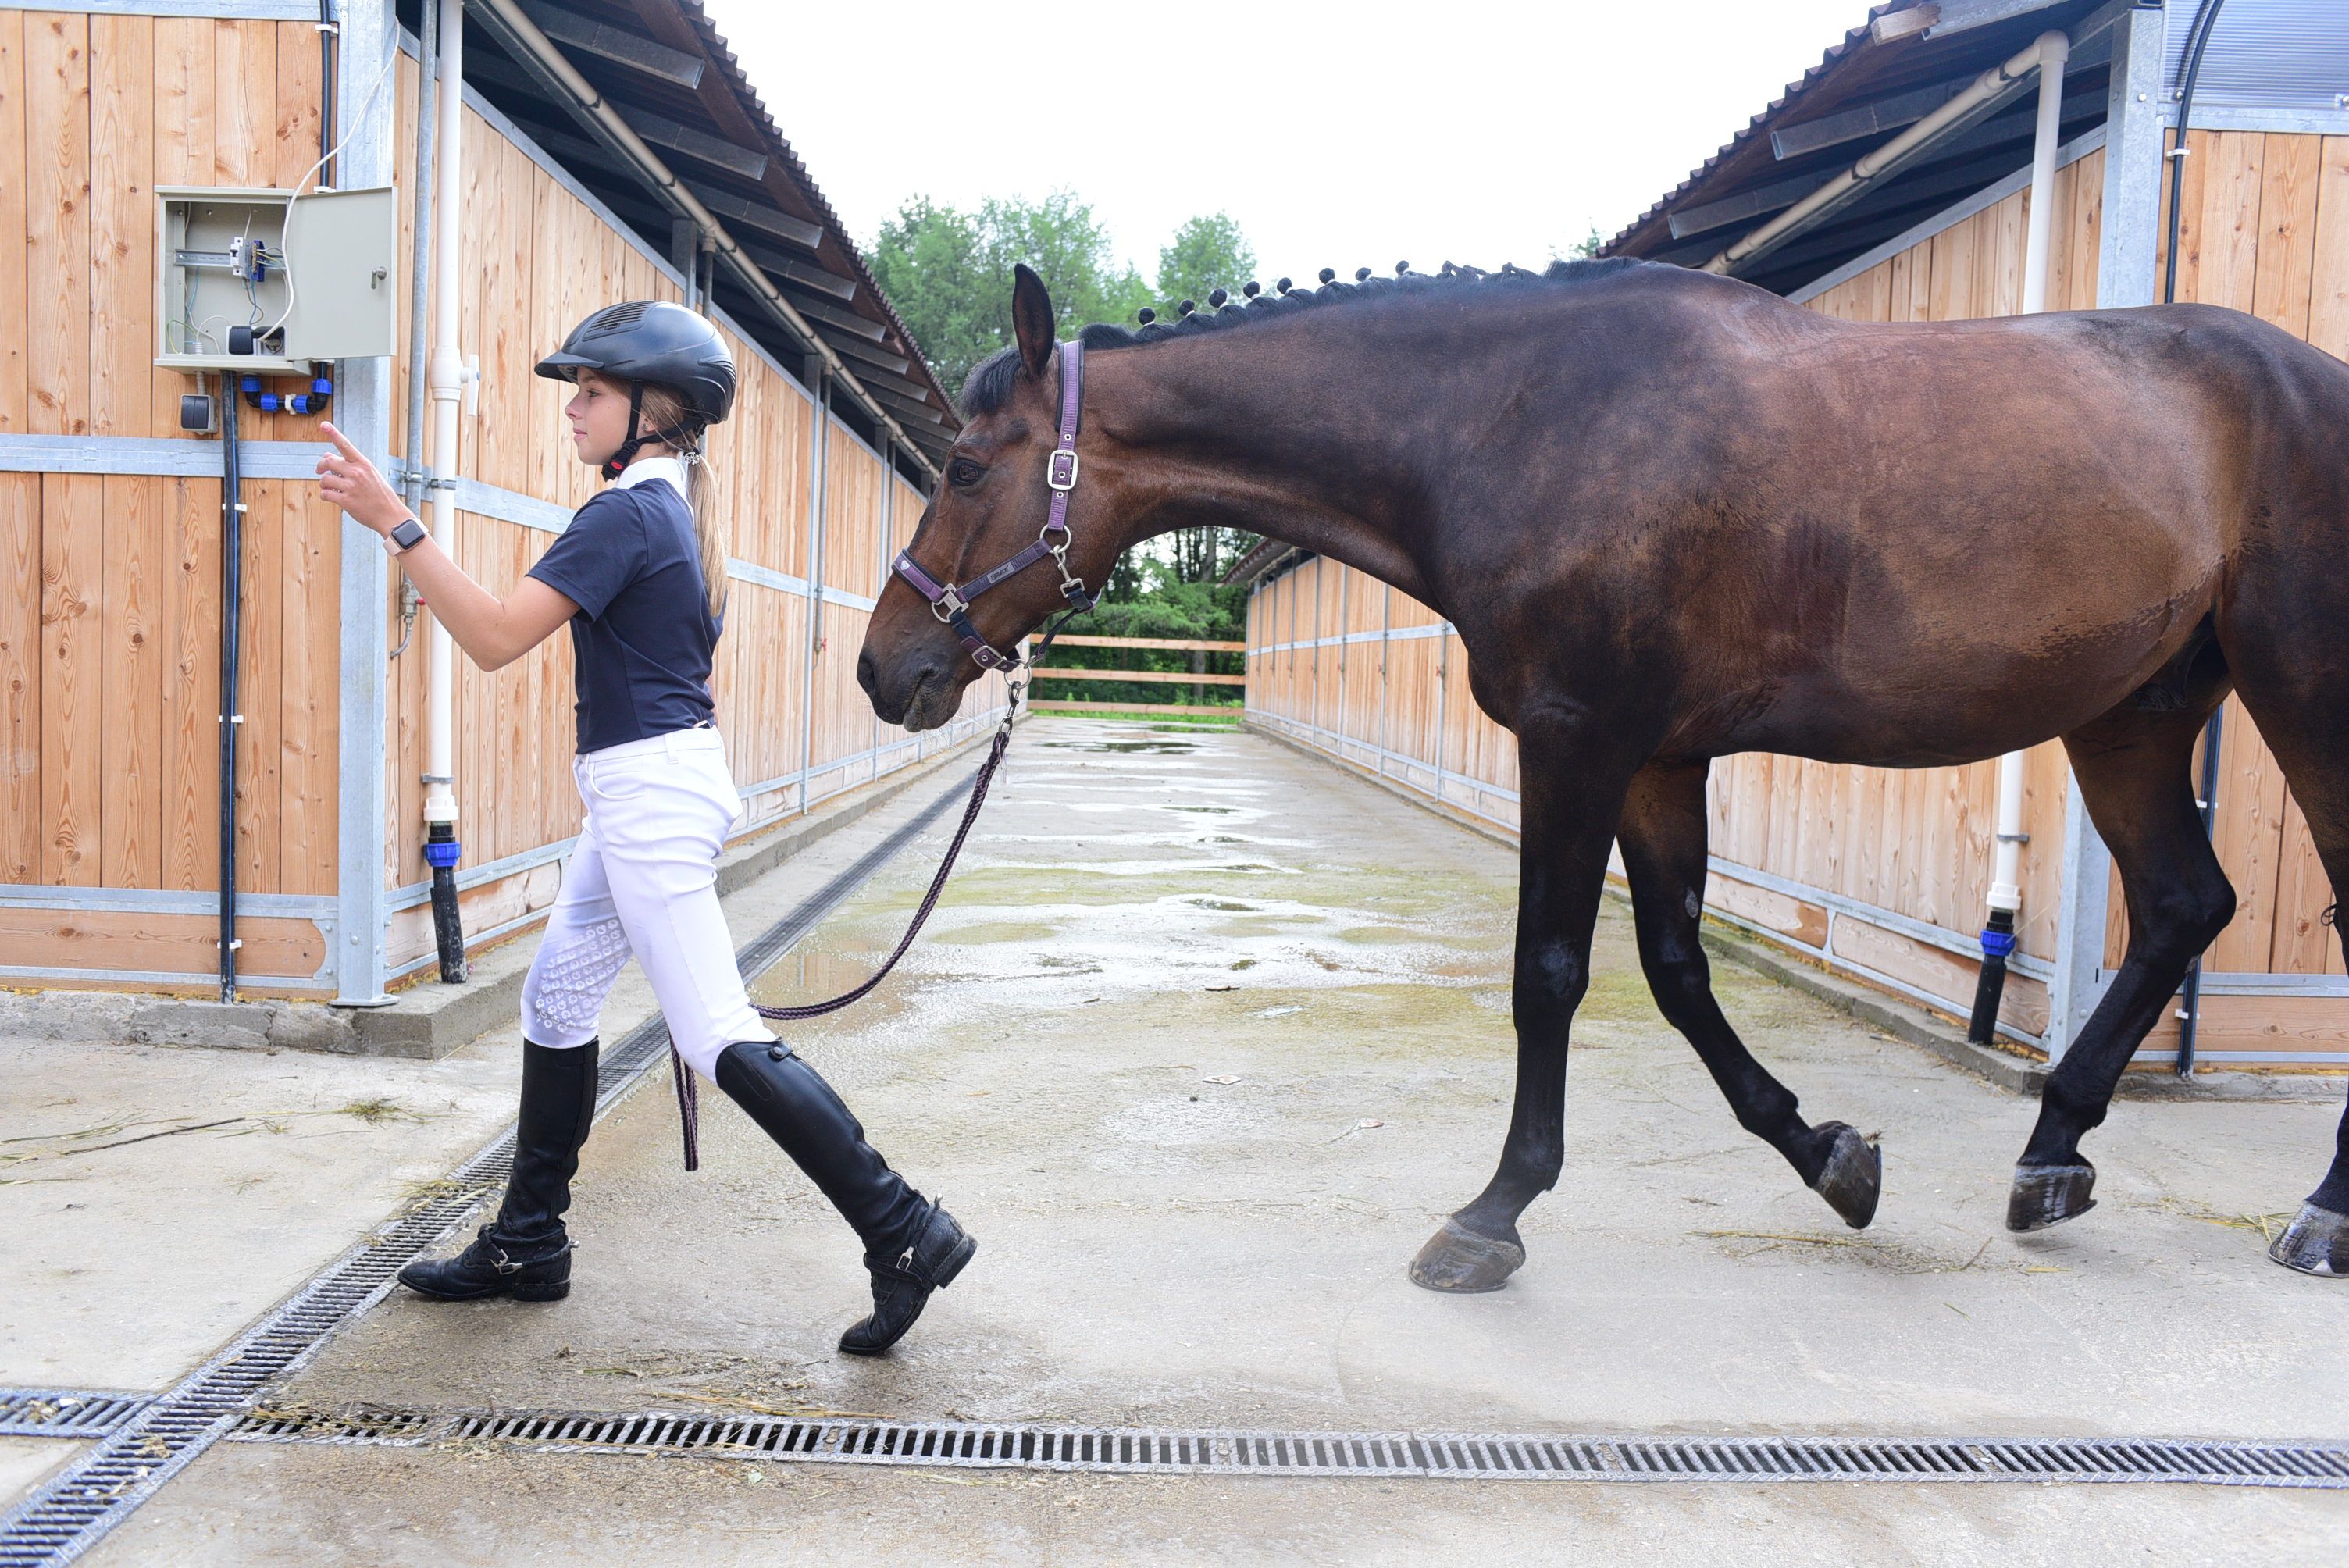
[958,256,1652,418]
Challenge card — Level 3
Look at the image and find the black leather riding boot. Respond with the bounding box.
[399,1039,600,1303]
[715,1041,975,1355]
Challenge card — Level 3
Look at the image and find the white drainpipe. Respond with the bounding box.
[1971,30,2069,1044]
[1989,30,2069,918]
[421,0,471,980]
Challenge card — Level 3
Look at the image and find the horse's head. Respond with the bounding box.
[859,265,1128,732]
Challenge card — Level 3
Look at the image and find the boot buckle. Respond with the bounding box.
[489,1245,522,1276]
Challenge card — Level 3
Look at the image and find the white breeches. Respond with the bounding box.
[519,726,775,1080]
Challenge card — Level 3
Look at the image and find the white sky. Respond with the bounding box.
[700,0,1870,292]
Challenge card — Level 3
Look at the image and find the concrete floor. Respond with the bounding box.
[9,718,2347,1563]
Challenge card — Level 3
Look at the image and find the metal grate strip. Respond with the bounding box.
[0,1392,154,1442]
[0,768,981,1568]
[215,1405,2349,1490]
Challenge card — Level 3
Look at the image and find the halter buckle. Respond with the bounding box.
[930,584,968,623]
[1046,450,1079,490]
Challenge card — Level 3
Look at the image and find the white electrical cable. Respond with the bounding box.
[260,41,400,340]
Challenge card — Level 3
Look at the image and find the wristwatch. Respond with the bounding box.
[385,516,430,555]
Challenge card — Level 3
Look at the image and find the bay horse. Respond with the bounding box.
[857,258,2349,1288]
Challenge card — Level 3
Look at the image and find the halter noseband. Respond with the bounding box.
[892,340,1094,672]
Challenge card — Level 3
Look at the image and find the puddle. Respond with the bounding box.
[1167,806,1239,814]
[1186,898,1259,912]
[1039,740,1200,754]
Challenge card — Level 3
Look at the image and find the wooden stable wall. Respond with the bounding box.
[1246,132,2349,1070]
[1,11,348,989]
[0,11,988,995]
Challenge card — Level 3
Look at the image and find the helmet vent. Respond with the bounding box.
[588,302,649,332]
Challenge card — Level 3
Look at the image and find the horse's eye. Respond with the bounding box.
[948,459,985,488]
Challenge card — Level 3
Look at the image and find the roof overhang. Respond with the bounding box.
[1604,0,2128,300]
[431,0,959,472]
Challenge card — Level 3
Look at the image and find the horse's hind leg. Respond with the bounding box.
[1618,761,1880,1227]
[2010,696,2235,1231]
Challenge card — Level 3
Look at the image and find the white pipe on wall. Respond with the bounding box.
[1988,30,2069,919]
[422,0,465,835]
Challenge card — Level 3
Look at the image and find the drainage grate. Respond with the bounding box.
[221,1406,2349,1490]
[0,1392,152,1442]
[0,768,979,1568]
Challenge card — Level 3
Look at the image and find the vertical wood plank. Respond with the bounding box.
[161,476,219,890]
[279,486,337,895]
[25,12,91,437]
[99,475,162,887]
[88,12,154,439]
[2209,697,2289,974]
[40,473,103,884]
[235,478,282,893]
[2250,132,2321,337]
[0,474,38,879]
[0,12,30,435]
[2310,137,2349,362]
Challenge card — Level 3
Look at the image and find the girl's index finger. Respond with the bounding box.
[319,422,362,459]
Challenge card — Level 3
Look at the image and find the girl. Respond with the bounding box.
[315,301,974,1356]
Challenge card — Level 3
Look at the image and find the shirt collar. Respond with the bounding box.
[613,454,688,494]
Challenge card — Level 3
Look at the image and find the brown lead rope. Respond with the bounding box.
[668,610,1088,1169]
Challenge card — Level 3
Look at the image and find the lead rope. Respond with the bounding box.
[668,606,1090,1169]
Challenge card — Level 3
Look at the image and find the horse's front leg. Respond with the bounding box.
[1410,711,1643,1293]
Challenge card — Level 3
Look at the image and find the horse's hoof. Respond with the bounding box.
[1810,1123,1881,1230]
[1409,1217,1525,1293]
[2268,1203,2349,1278]
[2006,1161,2096,1232]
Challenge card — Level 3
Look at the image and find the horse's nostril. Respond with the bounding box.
[856,649,876,695]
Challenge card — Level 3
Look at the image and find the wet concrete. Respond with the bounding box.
[52,719,2349,1560]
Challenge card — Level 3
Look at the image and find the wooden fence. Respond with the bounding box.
[1245,128,2348,1071]
[1026,635,1246,718]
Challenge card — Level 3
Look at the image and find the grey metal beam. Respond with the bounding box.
[865,386,946,426]
[692,187,823,251]
[332,0,397,1007]
[2096,0,2166,308]
[783,290,886,342]
[1922,0,2069,40]
[617,105,767,179]
[517,0,703,87]
[1669,171,1839,239]
[818,331,911,377]
[1773,81,1968,160]
[740,241,855,301]
[843,360,941,406]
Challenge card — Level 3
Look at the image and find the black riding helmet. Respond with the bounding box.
[536,301,736,479]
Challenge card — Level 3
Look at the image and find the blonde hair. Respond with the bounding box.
[635,381,728,618]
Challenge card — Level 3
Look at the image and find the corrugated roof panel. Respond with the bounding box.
[2161,0,2349,112]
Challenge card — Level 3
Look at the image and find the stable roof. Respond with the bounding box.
[1602,0,2118,298]
[426,0,958,469]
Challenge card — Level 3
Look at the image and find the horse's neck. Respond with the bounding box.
[1094,335,1443,604]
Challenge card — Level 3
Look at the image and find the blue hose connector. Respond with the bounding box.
[423,839,462,870]
[1978,925,2017,959]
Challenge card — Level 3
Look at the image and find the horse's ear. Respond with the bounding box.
[1011,264,1056,381]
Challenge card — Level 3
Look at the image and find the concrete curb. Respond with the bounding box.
[1244,719,2340,1106]
[0,732,992,1062]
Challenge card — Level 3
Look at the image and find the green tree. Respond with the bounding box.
[1154,212,1256,311]
[866,196,996,395]
[868,191,1152,394]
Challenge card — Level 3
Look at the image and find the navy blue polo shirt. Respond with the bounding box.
[526,457,721,754]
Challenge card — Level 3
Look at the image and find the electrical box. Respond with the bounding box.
[155,185,398,373]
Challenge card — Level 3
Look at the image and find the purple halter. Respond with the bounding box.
[892,340,1094,672]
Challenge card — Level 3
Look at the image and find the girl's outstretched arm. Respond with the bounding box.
[316,421,579,671]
